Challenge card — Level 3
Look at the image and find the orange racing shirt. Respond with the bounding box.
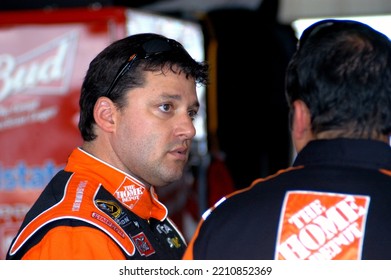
[7,148,186,260]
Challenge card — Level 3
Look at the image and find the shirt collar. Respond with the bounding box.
[65,147,168,221]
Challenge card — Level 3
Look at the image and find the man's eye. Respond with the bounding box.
[189,110,199,121]
[159,104,172,112]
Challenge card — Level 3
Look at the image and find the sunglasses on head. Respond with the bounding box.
[105,37,186,97]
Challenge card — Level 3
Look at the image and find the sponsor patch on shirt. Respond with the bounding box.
[114,177,145,209]
[131,232,155,257]
[275,191,370,260]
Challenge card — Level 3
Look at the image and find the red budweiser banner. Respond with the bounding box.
[0,7,127,259]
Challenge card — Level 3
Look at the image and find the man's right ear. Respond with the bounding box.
[93,97,116,133]
[291,100,313,152]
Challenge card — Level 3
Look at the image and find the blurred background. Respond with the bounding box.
[1,0,391,258]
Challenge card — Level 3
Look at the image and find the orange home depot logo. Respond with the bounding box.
[275,191,370,260]
[114,177,145,210]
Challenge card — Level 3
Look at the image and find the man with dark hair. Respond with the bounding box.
[183,19,391,260]
[7,33,208,260]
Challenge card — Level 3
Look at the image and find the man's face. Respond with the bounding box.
[112,68,199,187]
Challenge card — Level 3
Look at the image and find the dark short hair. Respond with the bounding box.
[285,19,391,138]
[79,33,209,141]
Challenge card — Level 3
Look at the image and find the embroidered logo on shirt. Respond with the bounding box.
[167,236,182,248]
[275,191,370,260]
[131,232,155,257]
[95,199,121,218]
[95,199,132,228]
[91,212,126,238]
[114,177,145,209]
[72,180,87,211]
[156,223,173,234]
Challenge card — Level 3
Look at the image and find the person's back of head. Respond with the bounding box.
[286,19,391,142]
